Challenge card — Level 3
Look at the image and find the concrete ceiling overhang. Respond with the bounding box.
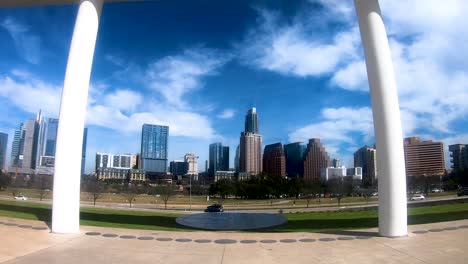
[0,0,149,7]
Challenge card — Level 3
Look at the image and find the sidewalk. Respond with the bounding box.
[2,217,468,263]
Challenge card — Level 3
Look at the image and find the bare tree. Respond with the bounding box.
[302,181,322,208]
[35,175,51,201]
[155,184,175,210]
[122,184,140,208]
[84,177,105,206]
[326,177,353,207]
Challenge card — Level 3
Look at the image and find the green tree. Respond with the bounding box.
[0,171,10,191]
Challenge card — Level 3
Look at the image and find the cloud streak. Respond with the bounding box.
[1,17,41,64]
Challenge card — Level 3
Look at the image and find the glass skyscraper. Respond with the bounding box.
[141,124,169,173]
[45,118,59,156]
[284,142,306,178]
[209,142,229,176]
[11,123,24,167]
[244,107,259,133]
[0,132,8,171]
[81,127,88,176]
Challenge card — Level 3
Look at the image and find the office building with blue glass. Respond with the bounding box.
[284,142,306,178]
[141,124,169,174]
[45,118,59,156]
[209,142,229,177]
[0,132,8,171]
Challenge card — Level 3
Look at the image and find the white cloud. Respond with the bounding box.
[0,73,61,117]
[86,104,216,139]
[217,109,236,119]
[330,60,368,92]
[289,107,374,159]
[287,0,468,166]
[329,4,468,134]
[239,6,360,77]
[103,89,142,112]
[104,54,125,67]
[145,48,229,107]
[1,17,41,64]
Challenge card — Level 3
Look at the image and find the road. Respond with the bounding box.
[2,194,467,214]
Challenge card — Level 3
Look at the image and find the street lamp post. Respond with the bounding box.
[189,174,192,211]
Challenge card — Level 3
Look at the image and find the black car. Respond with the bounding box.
[457,188,468,196]
[205,204,224,212]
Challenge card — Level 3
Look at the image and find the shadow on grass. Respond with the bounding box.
[0,203,52,228]
[79,211,194,231]
[267,210,468,233]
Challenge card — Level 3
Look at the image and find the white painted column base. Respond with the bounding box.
[52,0,103,234]
[354,0,408,237]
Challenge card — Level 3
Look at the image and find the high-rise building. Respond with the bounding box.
[184,153,198,175]
[35,111,46,168]
[303,138,331,182]
[96,152,136,170]
[354,145,378,186]
[81,127,88,176]
[234,144,240,172]
[284,142,306,178]
[44,118,59,156]
[8,111,62,176]
[209,143,229,176]
[169,160,188,176]
[18,119,39,174]
[141,124,169,174]
[404,137,445,177]
[10,123,23,168]
[332,158,341,168]
[240,108,263,175]
[244,107,259,134]
[0,132,7,171]
[240,132,262,175]
[263,143,286,177]
[449,144,468,172]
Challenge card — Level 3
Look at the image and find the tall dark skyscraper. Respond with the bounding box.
[284,142,306,178]
[263,143,286,177]
[354,145,377,187]
[10,123,24,168]
[209,142,229,176]
[141,124,169,174]
[234,144,240,172]
[244,107,259,133]
[0,132,8,171]
[81,128,88,176]
[45,118,59,156]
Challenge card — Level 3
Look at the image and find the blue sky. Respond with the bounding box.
[1,0,468,173]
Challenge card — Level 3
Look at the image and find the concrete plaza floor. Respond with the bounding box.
[1,217,468,264]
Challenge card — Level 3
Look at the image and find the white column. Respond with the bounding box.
[52,0,103,234]
[354,0,407,237]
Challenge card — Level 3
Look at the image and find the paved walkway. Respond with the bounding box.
[2,217,468,263]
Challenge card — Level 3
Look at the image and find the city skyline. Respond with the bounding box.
[1,0,468,172]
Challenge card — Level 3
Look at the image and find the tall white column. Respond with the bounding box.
[52,0,103,234]
[354,0,407,237]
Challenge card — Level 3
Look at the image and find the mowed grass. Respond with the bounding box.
[1,199,467,232]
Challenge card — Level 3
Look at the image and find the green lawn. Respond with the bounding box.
[1,199,467,232]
